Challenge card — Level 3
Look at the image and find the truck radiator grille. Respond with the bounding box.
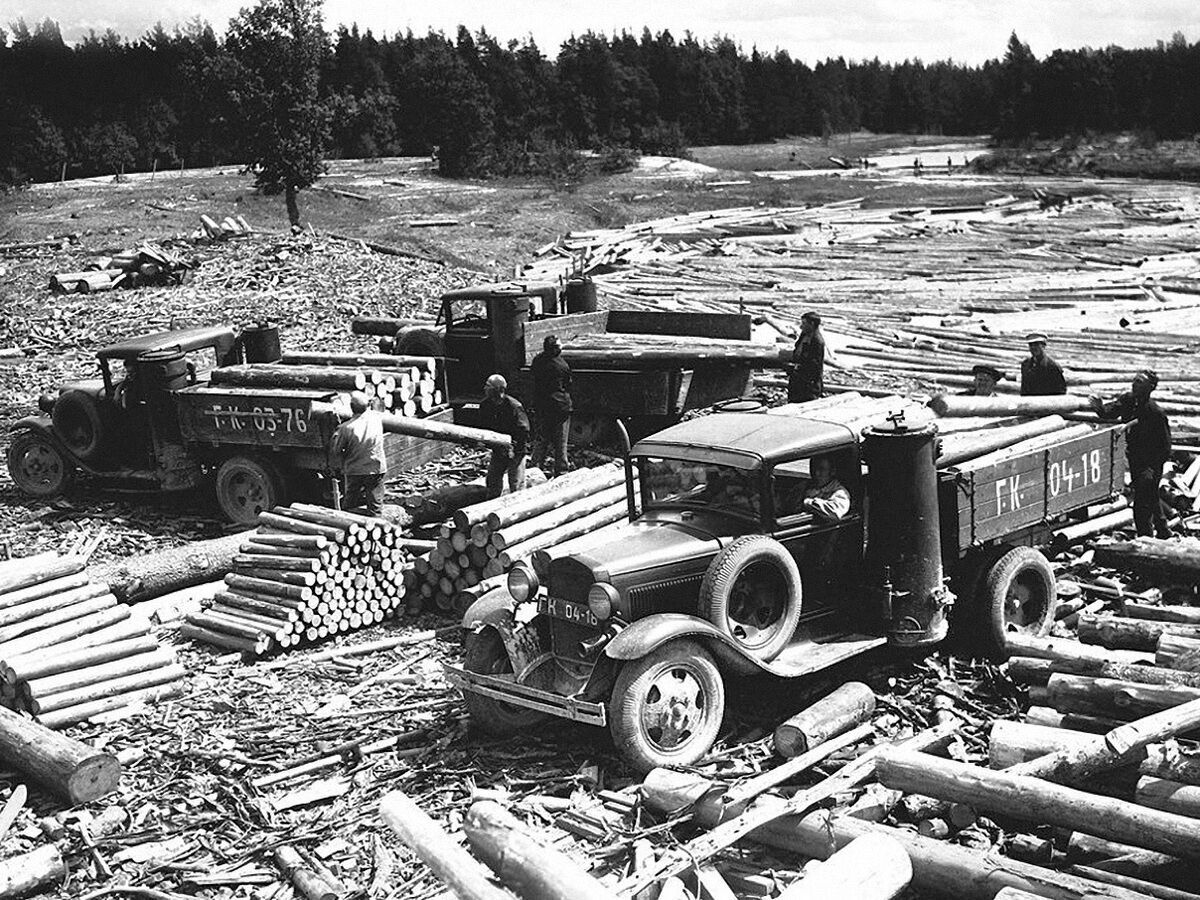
[627,574,703,620]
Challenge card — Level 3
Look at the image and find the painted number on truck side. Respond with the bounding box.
[993,449,1103,514]
[202,404,310,433]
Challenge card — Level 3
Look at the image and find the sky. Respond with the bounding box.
[5,0,1195,64]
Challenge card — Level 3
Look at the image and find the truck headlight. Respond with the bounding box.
[587,583,618,621]
[507,565,539,603]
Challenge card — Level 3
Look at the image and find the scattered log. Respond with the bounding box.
[1156,635,1200,671]
[773,682,876,758]
[1093,539,1200,584]
[379,791,514,900]
[776,833,912,900]
[38,680,186,729]
[0,558,85,598]
[754,807,1154,900]
[1140,742,1200,786]
[0,845,65,899]
[273,846,337,900]
[1135,777,1200,819]
[1078,615,1200,652]
[0,703,120,804]
[90,531,247,603]
[379,413,511,453]
[877,747,1200,859]
[1007,655,1200,689]
[464,800,618,900]
[938,417,1077,467]
[929,395,1092,417]
[1124,603,1200,626]
[1067,864,1200,900]
[1006,632,1155,666]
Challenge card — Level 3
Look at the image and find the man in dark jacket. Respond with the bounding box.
[1020,333,1067,396]
[530,334,573,476]
[480,373,530,499]
[1092,370,1172,538]
[787,312,825,403]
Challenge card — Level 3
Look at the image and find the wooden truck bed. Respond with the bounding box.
[939,423,1127,557]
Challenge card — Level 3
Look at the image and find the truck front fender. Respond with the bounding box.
[604,613,760,676]
[461,587,516,632]
[11,414,57,437]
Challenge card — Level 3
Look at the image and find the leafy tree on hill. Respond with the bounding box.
[225,0,331,226]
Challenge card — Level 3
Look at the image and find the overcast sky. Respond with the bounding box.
[7,0,1195,64]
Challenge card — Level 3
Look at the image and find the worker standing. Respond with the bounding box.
[480,374,530,499]
[1020,333,1067,396]
[960,364,1005,397]
[787,312,826,403]
[1091,370,1172,538]
[330,391,388,516]
[530,334,573,477]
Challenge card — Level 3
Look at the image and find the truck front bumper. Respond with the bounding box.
[443,663,608,727]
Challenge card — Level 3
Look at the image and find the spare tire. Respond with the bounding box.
[51,389,111,463]
[393,327,445,359]
[699,535,803,662]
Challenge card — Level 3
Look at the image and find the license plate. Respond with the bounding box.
[538,596,599,627]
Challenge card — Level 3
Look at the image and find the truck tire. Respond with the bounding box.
[609,639,725,773]
[7,430,75,497]
[699,535,803,663]
[392,327,445,359]
[462,628,551,735]
[980,546,1056,655]
[214,454,288,525]
[51,390,110,463]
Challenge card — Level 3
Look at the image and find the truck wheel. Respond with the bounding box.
[51,390,110,463]
[215,455,288,524]
[462,628,550,735]
[699,535,803,662]
[609,639,725,773]
[7,431,75,497]
[981,546,1056,654]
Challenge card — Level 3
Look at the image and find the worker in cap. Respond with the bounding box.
[329,390,388,516]
[1091,370,1172,537]
[530,334,573,477]
[1020,332,1066,396]
[960,364,1005,397]
[480,373,530,499]
[787,311,826,404]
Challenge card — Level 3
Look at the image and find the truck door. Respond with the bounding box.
[442,296,495,401]
[769,450,863,613]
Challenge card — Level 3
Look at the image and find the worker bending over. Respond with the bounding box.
[1092,370,1172,538]
[330,391,388,516]
[1020,333,1066,396]
[481,374,530,499]
[530,334,573,477]
[802,455,850,521]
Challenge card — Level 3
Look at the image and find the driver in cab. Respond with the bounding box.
[799,455,850,522]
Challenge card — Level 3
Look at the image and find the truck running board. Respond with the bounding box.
[444,664,608,727]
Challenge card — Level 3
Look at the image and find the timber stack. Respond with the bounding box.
[185,503,416,657]
[0,552,183,730]
[210,351,443,416]
[410,463,631,615]
[49,241,195,293]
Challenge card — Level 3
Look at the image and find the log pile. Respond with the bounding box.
[211,352,443,415]
[410,463,630,615]
[0,553,183,729]
[184,504,415,657]
[49,242,195,293]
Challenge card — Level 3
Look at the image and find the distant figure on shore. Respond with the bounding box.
[1020,333,1067,396]
[788,311,826,403]
[913,157,923,176]
[1091,370,1172,538]
[960,364,1004,397]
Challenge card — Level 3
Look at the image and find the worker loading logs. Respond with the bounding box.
[529,334,573,478]
[480,374,531,499]
[787,311,826,403]
[330,391,389,516]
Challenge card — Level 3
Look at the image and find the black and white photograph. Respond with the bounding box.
[0,1,1199,897]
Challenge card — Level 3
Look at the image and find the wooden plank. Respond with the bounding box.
[606,310,753,341]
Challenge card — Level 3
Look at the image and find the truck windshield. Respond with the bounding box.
[640,457,760,520]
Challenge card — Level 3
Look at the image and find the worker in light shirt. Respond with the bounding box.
[330,391,388,516]
[801,455,850,521]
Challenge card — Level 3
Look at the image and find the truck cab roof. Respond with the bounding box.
[96,326,236,361]
[633,412,856,471]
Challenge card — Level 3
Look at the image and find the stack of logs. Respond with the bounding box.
[0,553,183,729]
[409,464,630,615]
[184,504,416,657]
[210,351,443,416]
[49,242,194,293]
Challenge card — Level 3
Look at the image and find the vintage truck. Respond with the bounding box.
[6,325,453,523]
[445,407,1128,771]
[381,280,760,441]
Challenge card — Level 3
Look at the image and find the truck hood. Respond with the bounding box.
[573,515,724,580]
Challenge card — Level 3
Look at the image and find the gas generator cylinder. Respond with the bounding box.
[241,323,282,363]
[861,417,953,647]
[565,277,598,313]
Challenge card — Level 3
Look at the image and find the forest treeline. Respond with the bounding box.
[2,17,1199,185]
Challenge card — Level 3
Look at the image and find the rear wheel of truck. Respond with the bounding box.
[609,639,725,773]
[981,546,1056,654]
[700,535,803,662]
[462,628,550,735]
[214,454,288,524]
[7,430,75,497]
